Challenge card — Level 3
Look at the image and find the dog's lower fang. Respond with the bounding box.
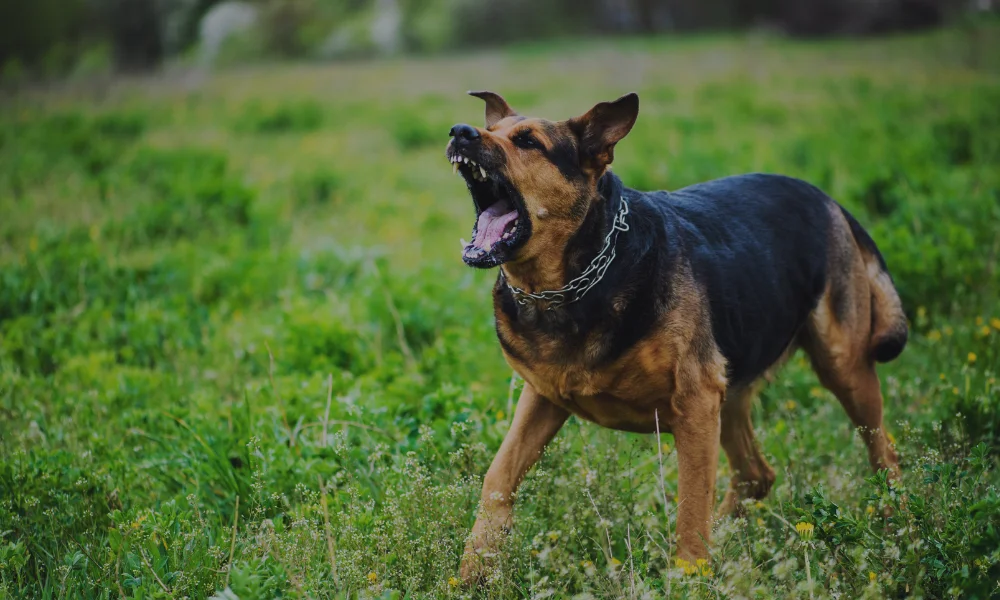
[453,163,459,175]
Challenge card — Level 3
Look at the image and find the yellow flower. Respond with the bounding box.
[943,326,954,336]
[927,329,941,342]
[611,557,622,566]
[865,505,875,516]
[886,432,896,446]
[953,387,960,395]
[496,410,505,420]
[581,560,593,568]
[547,531,559,541]
[968,352,977,364]
[695,558,713,577]
[809,386,824,398]
[939,373,946,380]
[784,400,797,410]
[990,317,1000,331]
[756,518,765,526]
[795,521,815,539]
[661,443,671,453]
[869,571,877,583]
[674,558,697,575]
[976,316,984,326]
[448,576,460,587]
[755,501,764,510]
[917,306,927,319]
[367,571,378,584]
[979,326,992,337]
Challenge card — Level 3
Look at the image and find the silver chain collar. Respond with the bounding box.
[500,198,630,310]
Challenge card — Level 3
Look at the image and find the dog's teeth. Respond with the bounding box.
[463,157,469,164]
[460,237,468,248]
[480,166,487,179]
[453,162,459,174]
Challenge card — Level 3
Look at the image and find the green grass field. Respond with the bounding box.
[2,24,1000,599]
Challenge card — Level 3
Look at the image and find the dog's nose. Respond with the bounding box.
[449,123,480,141]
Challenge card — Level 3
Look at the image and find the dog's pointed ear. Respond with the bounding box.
[468,90,517,129]
[569,93,639,173]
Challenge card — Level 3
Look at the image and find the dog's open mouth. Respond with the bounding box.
[448,151,530,268]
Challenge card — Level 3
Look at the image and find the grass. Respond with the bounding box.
[1,23,1000,599]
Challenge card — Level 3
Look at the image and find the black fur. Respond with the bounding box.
[499,172,857,387]
[663,174,832,384]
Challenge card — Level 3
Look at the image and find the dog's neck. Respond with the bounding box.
[500,171,625,297]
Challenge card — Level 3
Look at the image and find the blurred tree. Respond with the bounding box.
[104,0,164,70]
[0,0,92,71]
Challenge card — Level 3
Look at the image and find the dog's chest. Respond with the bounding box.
[504,332,683,433]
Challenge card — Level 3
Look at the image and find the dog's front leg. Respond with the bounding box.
[672,390,722,562]
[460,382,569,584]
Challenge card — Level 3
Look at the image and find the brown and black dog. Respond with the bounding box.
[445,91,907,582]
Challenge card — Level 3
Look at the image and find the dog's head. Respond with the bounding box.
[446,91,639,268]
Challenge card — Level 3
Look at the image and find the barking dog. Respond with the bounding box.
[446,91,907,582]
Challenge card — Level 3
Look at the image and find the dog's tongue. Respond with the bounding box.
[472,201,518,251]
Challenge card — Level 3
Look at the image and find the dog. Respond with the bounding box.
[445,91,907,582]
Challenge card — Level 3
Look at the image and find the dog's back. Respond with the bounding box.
[639,173,906,385]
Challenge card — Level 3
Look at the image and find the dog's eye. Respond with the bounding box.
[513,133,541,150]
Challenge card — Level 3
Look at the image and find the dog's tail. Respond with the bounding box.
[839,206,908,363]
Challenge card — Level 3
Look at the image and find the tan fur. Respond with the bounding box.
[799,207,901,478]
[483,117,592,293]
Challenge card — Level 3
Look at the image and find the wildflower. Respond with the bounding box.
[927,329,941,342]
[939,373,946,380]
[953,387,960,395]
[756,518,765,526]
[795,521,815,540]
[695,558,713,577]
[968,352,977,364]
[866,505,875,516]
[367,571,378,584]
[784,400,797,410]
[675,558,697,576]
[581,560,593,568]
[448,576,460,587]
[979,325,992,337]
[869,571,876,583]
[887,432,896,446]
[661,443,671,453]
[991,317,1000,331]
[610,557,622,566]
[809,386,824,398]
[755,501,764,510]
[547,531,559,541]
[496,410,505,420]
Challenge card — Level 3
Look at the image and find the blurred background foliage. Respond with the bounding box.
[0,0,995,79]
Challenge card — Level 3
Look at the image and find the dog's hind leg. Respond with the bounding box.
[460,383,568,584]
[802,267,900,480]
[717,382,776,517]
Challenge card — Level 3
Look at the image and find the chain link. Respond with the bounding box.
[500,198,630,310]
